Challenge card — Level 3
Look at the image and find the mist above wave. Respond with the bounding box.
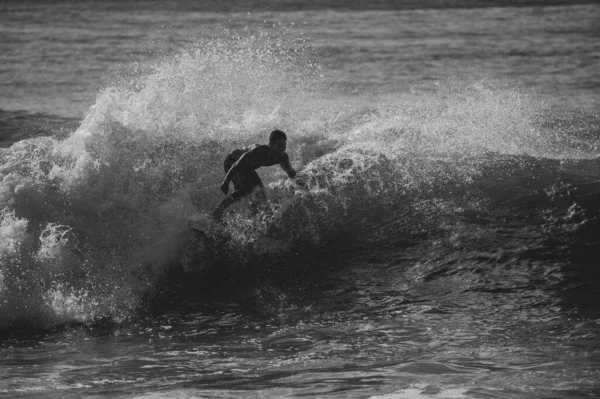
[0,28,595,330]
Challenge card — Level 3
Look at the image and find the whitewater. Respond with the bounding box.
[1,2,600,398]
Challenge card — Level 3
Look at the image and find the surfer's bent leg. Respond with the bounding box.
[247,171,267,214]
[249,171,265,200]
[213,154,246,222]
[212,171,262,222]
[212,190,246,222]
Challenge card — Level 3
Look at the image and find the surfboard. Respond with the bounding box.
[190,216,288,254]
[181,214,226,273]
[181,213,289,273]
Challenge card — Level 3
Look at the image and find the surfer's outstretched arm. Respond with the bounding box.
[280,155,308,188]
[278,152,297,178]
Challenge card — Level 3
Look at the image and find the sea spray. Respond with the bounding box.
[1,26,588,329]
[0,30,327,328]
[36,223,71,262]
[0,209,29,259]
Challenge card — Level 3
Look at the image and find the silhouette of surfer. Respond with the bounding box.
[213,129,303,222]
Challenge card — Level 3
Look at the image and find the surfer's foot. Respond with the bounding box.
[211,210,225,226]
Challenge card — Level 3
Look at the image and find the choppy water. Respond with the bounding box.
[1,1,599,398]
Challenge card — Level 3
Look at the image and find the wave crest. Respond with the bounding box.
[2,28,597,330]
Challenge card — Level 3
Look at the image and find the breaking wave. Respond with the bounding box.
[1,28,598,330]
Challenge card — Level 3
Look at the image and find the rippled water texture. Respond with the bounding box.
[1,3,599,116]
[1,1,599,398]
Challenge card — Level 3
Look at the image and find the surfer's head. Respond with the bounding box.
[269,129,287,154]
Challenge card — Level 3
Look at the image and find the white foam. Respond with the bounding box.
[370,387,470,399]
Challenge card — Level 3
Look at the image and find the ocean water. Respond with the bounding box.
[1,1,600,398]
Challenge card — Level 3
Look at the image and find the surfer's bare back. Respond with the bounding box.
[213,129,303,221]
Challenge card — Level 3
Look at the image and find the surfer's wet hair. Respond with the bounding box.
[269,129,287,145]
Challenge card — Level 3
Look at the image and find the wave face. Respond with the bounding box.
[1,30,599,330]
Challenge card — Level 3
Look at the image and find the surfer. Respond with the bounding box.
[213,129,303,222]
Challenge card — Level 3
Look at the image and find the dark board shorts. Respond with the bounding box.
[223,149,263,195]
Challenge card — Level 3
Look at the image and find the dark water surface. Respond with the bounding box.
[1,1,599,398]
